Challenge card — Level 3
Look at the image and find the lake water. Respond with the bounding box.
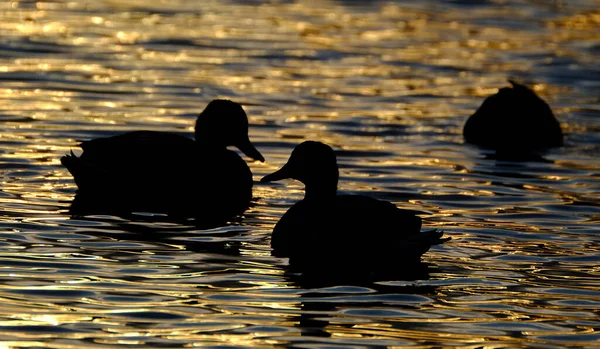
[0,0,599,347]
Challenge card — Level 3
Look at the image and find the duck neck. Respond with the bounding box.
[304,182,338,202]
[196,139,227,152]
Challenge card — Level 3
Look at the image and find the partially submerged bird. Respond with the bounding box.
[61,99,264,224]
[463,80,563,152]
[261,141,448,273]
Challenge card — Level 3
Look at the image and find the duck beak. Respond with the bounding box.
[261,164,291,183]
[237,138,265,162]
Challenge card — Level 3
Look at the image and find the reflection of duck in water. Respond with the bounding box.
[464,81,563,154]
[61,99,264,225]
[261,141,449,273]
[286,271,439,340]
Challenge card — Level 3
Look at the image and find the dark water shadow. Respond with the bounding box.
[65,192,255,230]
[463,146,566,187]
[63,210,246,258]
[59,194,268,258]
[285,261,434,289]
[483,149,555,163]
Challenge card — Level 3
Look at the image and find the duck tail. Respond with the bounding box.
[392,229,449,264]
[412,229,450,246]
[61,150,81,176]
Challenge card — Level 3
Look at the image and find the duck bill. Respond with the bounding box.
[261,164,291,183]
[237,138,265,162]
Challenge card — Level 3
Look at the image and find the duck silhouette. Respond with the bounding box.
[464,80,563,153]
[261,141,448,273]
[61,99,264,225]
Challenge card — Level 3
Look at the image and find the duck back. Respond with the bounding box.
[81,131,195,166]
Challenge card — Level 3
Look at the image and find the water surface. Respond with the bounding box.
[0,0,599,347]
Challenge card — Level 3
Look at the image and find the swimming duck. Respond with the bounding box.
[261,141,448,272]
[463,80,563,151]
[61,99,264,223]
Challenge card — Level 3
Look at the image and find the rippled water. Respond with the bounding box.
[0,0,599,347]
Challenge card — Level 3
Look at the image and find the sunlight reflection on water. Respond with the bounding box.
[0,0,598,347]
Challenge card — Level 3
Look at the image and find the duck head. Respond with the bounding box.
[261,141,339,199]
[195,99,264,162]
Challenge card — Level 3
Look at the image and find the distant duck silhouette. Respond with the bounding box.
[464,80,563,152]
[261,141,449,273]
[61,99,264,225]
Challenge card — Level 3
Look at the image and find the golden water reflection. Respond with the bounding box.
[0,0,598,348]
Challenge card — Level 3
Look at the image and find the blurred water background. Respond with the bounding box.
[0,0,599,347]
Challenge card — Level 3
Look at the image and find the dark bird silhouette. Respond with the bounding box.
[261,141,448,273]
[463,80,563,153]
[61,99,264,225]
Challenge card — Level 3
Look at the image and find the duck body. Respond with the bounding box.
[262,141,448,273]
[62,131,252,220]
[61,100,263,224]
[272,194,446,271]
[463,81,563,151]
